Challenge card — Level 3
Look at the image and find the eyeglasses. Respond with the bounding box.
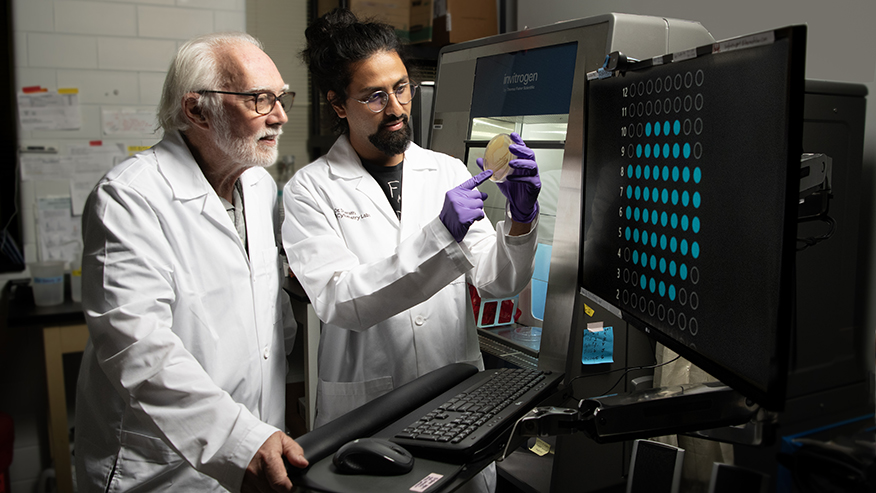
[353,83,418,113]
[198,90,295,115]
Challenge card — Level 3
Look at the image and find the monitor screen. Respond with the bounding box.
[578,26,806,410]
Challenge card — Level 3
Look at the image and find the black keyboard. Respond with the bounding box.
[382,368,563,463]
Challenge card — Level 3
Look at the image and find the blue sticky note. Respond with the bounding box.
[582,326,614,365]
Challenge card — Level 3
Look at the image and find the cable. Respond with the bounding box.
[567,354,682,400]
[797,214,836,251]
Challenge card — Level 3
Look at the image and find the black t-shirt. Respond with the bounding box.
[362,160,403,219]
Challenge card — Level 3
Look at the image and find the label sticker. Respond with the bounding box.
[410,473,444,492]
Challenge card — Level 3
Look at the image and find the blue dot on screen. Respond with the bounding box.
[692,217,701,233]
[680,264,688,280]
[642,230,649,246]
[626,206,632,220]
[636,165,642,179]
[672,167,680,182]
[662,166,670,181]
[627,165,634,178]
[645,145,651,158]
[641,274,647,290]
[692,241,700,259]
[645,122,652,136]
[671,213,678,229]
[659,281,666,297]
[634,207,641,221]
[643,208,650,224]
[660,234,667,250]
[635,186,641,200]
[655,122,661,136]
[633,229,640,242]
[651,234,658,248]
[663,121,670,135]
[661,212,668,227]
[663,144,670,159]
[683,143,691,158]
[669,284,676,300]
[652,166,660,180]
[681,239,689,256]
[625,227,631,240]
[682,191,690,206]
[682,167,691,183]
[670,236,677,252]
[661,189,669,204]
[653,143,660,158]
[644,165,651,180]
[632,250,639,263]
[673,120,681,135]
[626,185,633,199]
[681,215,689,231]
[672,143,680,158]
[652,187,659,203]
[671,190,679,205]
[659,257,666,273]
[693,192,702,208]
[694,167,702,183]
[649,278,656,293]
[643,186,650,200]
[651,210,658,225]
[649,256,657,270]
[637,145,642,158]
[669,260,677,277]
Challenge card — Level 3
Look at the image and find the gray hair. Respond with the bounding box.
[157,32,264,132]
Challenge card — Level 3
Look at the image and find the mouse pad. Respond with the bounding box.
[293,454,464,493]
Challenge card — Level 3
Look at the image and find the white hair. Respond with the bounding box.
[157,32,264,132]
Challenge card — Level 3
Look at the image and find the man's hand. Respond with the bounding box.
[477,132,541,225]
[439,170,492,242]
[242,431,308,493]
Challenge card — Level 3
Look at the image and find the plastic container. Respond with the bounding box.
[70,253,82,303]
[30,260,66,306]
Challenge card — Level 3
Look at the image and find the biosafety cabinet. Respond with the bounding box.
[429,13,715,374]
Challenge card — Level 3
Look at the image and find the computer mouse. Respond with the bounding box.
[332,438,414,476]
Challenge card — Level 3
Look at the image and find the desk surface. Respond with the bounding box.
[5,277,85,328]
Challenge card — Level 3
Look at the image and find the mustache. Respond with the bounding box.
[258,128,283,140]
[381,114,408,128]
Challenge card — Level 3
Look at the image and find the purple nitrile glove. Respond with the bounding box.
[440,170,492,242]
[477,132,541,223]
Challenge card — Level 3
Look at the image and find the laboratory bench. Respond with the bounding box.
[3,276,86,493]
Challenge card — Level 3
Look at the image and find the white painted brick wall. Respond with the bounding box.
[8,1,250,490]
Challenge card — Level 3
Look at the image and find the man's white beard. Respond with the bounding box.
[213,117,281,168]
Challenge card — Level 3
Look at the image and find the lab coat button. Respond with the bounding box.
[263,346,270,359]
[415,316,425,326]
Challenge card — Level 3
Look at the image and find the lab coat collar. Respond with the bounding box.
[325,134,436,227]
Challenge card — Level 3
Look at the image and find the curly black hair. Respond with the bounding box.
[301,8,411,135]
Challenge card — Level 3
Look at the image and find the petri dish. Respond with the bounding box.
[483,133,514,182]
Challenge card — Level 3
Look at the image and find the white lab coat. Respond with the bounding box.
[282,135,537,427]
[74,130,297,492]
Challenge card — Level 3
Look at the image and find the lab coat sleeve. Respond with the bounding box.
[82,182,277,491]
[282,178,476,331]
[461,208,538,299]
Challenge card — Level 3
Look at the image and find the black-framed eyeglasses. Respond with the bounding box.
[198,90,295,115]
[353,83,418,113]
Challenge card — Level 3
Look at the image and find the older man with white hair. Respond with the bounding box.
[74,32,308,492]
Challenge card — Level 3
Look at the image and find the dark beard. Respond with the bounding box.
[369,116,411,157]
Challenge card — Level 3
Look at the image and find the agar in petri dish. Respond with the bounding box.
[483,133,514,182]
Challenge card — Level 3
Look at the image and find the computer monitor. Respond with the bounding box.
[577,26,807,411]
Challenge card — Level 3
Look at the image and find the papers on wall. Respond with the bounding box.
[17,87,82,131]
[21,142,125,215]
[102,107,159,135]
[37,196,81,262]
